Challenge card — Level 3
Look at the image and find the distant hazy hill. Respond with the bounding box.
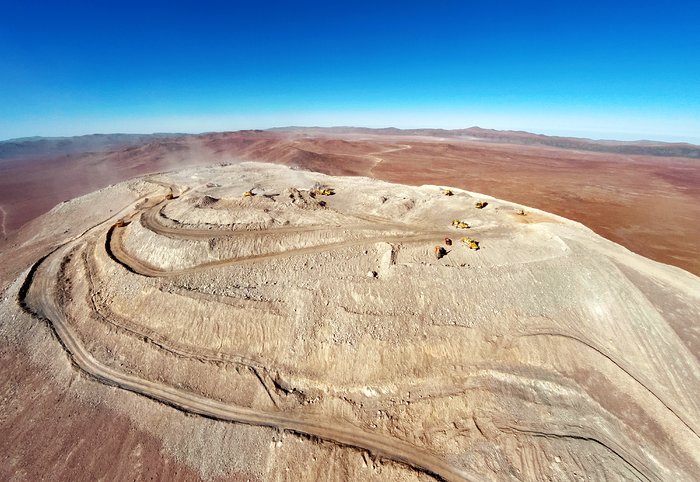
[4,127,699,161]
[272,126,700,158]
[0,133,183,160]
[457,127,700,158]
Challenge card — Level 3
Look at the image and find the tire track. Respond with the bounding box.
[520,331,699,439]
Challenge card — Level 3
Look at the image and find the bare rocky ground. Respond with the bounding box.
[1,162,699,481]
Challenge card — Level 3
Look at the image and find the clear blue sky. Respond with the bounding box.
[1,1,699,142]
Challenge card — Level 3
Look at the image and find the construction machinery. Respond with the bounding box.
[243,190,256,197]
[441,188,454,196]
[475,201,488,209]
[451,220,470,229]
[444,237,452,246]
[311,187,335,196]
[434,246,447,259]
[461,237,480,250]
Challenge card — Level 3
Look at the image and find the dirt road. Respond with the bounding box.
[21,189,480,482]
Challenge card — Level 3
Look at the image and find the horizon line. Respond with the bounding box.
[3,125,700,147]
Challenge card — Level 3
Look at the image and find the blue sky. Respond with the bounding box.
[1,1,699,142]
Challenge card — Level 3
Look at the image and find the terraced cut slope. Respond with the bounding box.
[10,162,700,480]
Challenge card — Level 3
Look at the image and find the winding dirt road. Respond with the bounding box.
[367,144,412,176]
[106,198,452,277]
[21,189,480,482]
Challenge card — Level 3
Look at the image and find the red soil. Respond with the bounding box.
[0,345,206,481]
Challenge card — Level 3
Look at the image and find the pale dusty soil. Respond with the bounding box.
[2,162,698,480]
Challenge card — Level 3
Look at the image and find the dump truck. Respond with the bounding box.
[461,237,480,250]
[451,220,470,229]
[444,237,452,246]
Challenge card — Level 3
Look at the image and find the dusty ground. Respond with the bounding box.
[2,162,698,480]
[2,128,699,277]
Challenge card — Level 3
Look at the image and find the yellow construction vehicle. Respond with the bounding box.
[461,237,480,250]
[475,201,488,209]
[243,190,255,197]
[312,187,334,196]
[441,188,454,196]
[451,219,470,229]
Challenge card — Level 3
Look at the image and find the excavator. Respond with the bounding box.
[475,201,488,209]
[441,188,454,196]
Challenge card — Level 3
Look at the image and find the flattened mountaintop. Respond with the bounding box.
[10,162,700,481]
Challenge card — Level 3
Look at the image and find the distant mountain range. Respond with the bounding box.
[270,126,700,158]
[0,133,183,160]
[2,127,699,160]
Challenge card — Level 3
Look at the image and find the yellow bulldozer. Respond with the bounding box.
[461,237,480,250]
